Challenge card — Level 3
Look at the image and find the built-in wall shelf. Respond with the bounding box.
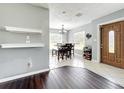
[0,43,45,48]
[0,26,42,34]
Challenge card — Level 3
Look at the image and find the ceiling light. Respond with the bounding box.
[62,11,66,14]
[75,13,83,17]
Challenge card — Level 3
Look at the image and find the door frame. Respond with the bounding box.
[97,17,124,63]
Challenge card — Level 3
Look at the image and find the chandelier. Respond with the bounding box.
[59,25,68,34]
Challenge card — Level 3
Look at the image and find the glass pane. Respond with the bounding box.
[50,33,62,50]
[74,31,85,50]
[109,31,115,53]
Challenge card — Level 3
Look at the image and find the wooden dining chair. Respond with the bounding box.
[65,43,73,59]
[71,44,75,56]
[57,43,73,60]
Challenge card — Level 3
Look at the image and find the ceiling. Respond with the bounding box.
[32,3,124,29]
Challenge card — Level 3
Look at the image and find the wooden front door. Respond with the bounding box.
[100,21,124,68]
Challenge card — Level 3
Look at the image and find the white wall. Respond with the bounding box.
[68,8,124,62]
[0,4,49,79]
[68,23,92,55]
[92,8,124,62]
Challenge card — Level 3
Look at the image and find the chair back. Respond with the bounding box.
[65,43,73,50]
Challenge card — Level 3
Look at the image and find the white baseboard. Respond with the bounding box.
[75,53,82,58]
[92,59,99,63]
[0,68,49,83]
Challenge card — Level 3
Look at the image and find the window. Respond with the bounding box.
[109,31,115,53]
[74,31,85,50]
[50,33,62,50]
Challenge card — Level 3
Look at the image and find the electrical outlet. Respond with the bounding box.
[27,57,32,68]
[26,35,30,44]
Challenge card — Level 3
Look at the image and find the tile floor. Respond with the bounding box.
[49,55,124,87]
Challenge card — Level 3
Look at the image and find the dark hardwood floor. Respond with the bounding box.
[0,66,123,89]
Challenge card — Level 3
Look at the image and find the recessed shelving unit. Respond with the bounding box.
[0,26,44,48]
[0,43,45,48]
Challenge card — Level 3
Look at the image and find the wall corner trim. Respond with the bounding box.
[0,68,49,83]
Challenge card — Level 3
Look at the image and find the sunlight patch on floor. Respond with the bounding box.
[49,55,124,87]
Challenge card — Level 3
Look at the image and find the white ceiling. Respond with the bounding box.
[32,3,124,29]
